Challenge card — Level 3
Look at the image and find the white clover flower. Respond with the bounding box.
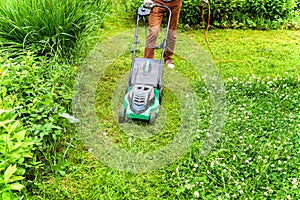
[293,185,298,189]
[194,191,200,198]
[185,184,191,190]
[263,159,268,163]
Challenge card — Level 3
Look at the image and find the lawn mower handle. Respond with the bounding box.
[151,4,172,59]
[133,3,172,60]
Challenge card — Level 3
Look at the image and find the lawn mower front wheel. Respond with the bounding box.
[118,108,126,123]
[149,112,156,125]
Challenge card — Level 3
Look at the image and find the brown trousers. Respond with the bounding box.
[143,0,182,62]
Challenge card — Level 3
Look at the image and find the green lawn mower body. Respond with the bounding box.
[119,58,163,124]
[118,4,171,125]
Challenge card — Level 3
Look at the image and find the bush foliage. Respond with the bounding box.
[0,51,77,198]
[0,109,35,200]
[181,0,297,28]
[120,0,297,29]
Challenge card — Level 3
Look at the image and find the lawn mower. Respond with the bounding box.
[118,3,172,125]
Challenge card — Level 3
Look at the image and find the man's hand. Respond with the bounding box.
[144,0,154,8]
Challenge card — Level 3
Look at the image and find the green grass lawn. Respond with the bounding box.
[2,11,299,199]
[24,16,300,199]
[187,29,300,79]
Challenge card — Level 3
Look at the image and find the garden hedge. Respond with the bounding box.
[123,0,297,29]
[181,0,297,28]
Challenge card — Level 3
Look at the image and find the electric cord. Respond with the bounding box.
[201,1,252,73]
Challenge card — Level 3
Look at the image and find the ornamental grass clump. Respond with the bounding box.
[0,0,110,57]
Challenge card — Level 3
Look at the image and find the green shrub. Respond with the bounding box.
[0,50,75,142]
[0,50,77,192]
[244,0,296,20]
[121,0,297,29]
[0,109,36,200]
[179,0,297,29]
[0,0,110,58]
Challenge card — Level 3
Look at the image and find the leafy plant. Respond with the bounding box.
[0,109,36,200]
[180,0,297,29]
[0,49,77,192]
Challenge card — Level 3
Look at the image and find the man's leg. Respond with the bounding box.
[144,6,164,59]
[164,0,182,63]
